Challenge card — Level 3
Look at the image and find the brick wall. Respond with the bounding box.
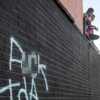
[0,0,100,100]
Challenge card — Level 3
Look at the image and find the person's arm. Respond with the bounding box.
[85,15,91,22]
[90,25,98,31]
[85,31,89,37]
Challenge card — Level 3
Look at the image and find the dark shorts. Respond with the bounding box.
[87,34,99,41]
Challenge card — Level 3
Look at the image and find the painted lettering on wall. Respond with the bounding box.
[0,37,49,100]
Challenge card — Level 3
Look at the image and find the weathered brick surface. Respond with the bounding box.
[0,0,100,100]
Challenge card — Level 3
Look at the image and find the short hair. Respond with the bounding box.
[87,8,94,13]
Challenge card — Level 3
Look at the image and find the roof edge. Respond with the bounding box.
[55,0,83,34]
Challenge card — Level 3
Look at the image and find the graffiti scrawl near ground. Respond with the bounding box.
[0,37,49,100]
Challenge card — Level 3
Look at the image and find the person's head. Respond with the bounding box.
[87,8,94,16]
[91,14,95,21]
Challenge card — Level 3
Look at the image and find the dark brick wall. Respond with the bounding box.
[89,47,100,99]
[0,0,100,100]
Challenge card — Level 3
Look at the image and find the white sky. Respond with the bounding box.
[83,0,100,50]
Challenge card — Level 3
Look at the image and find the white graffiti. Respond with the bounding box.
[9,37,24,71]
[0,79,20,100]
[0,37,49,100]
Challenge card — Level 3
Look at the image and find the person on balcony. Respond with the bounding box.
[83,8,99,41]
[86,14,99,40]
[83,8,94,34]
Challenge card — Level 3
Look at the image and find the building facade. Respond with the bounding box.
[0,0,100,100]
[59,0,83,32]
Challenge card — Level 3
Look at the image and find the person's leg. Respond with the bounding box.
[90,34,99,40]
[86,35,91,40]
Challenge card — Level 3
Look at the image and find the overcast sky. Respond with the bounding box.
[83,0,100,51]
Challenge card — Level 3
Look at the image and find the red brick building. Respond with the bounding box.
[59,0,83,32]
